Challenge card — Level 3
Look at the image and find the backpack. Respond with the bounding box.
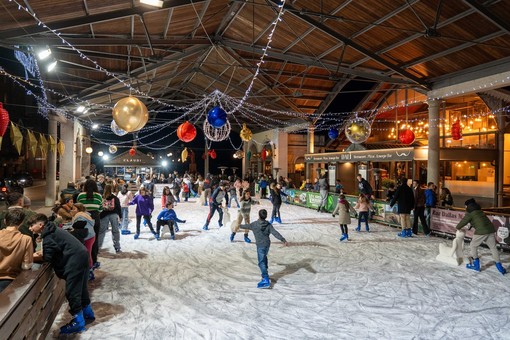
[103,197,115,211]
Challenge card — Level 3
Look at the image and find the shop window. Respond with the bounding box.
[447,161,494,182]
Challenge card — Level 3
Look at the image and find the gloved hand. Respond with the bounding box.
[183,220,186,223]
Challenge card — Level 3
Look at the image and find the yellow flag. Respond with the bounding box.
[57,139,65,157]
[181,147,188,163]
[49,135,57,153]
[10,122,23,155]
[39,133,48,158]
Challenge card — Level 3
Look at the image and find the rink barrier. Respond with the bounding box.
[0,263,65,339]
[284,189,510,249]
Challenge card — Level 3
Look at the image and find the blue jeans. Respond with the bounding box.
[358,211,369,229]
[257,246,270,278]
[121,207,129,230]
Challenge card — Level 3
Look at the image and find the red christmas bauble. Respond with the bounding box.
[0,103,9,137]
[261,148,267,162]
[208,149,217,159]
[177,121,197,143]
[451,119,462,140]
[398,129,415,145]
[129,148,136,156]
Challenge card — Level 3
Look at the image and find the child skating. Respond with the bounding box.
[269,182,287,223]
[230,190,259,243]
[332,194,355,241]
[240,209,288,289]
[156,201,186,240]
[354,194,372,232]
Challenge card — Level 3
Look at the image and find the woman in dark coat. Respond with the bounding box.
[389,178,415,238]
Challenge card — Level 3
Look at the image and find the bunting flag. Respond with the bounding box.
[10,122,23,155]
[57,139,65,157]
[39,133,48,158]
[49,135,56,153]
[27,130,38,157]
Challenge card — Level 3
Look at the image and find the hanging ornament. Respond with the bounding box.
[177,121,197,143]
[399,129,415,145]
[112,96,149,132]
[0,103,10,148]
[10,122,23,155]
[181,148,188,163]
[203,120,231,142]
[129,147,136,156]
[111,120,128,136]
[234,150,244,159]
[39,133,48,158]
[451,119,462,140]
[328,127,339,140]
[240,123,253,142]
[208,149,217,159]
[247,150,252,161]
[109,145,118,154]
[261,148,267,162]
[27,130,38,157]
[49,135,56,154]
[345,117,371,144]
[57,139,65,156]
[207,106,228,128]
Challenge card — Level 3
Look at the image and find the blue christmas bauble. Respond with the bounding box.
[207,106,227,128]
[328,127,339,140]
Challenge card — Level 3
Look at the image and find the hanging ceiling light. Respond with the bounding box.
[37,48,52,60]
[140,0,164,7]
[47,60,57,72]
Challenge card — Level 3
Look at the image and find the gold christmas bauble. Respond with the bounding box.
[240,123,253,142]
[112,97,149,133]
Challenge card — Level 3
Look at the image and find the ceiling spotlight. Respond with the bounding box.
[98,151,104,157]
[37,48,52,60]
[167,152,173,156]
[47,60,57,72]
[92,123,99,129]
[85,147,93,154]
[102,155,110,161]
[140,0,164,7]
[162,160,168,167]
[76,105,86,113]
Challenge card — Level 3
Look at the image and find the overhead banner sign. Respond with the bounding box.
[304,147,414,163]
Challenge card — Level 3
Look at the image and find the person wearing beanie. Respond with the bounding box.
[456,198,506,275]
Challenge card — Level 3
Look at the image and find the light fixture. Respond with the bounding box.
[98,151,104,157]
[37,48,52,60]
[76,105,86,113]
[85,147,93,154]
[162,160,168,167]
[167,152,173,156]
[140,0,164,7]
[92,123,99,129]
[47,60,57,72]
[102,155,110,161]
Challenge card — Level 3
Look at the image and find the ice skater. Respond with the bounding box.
[456,198,506,275]
[202,182,228,230]
[241,209,288,289]
[155,201,186,240]
[129,187,157,239]
[269,182,287,223]
[354,194,372,232]
[230,190,259,243]
[332,194,355,241]
[28,213,95,334]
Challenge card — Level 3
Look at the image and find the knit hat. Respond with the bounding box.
[464,198,476,206]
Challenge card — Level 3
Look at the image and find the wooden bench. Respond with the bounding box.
[0,263,65,340]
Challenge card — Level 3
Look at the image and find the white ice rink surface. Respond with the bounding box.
[49,198,510,339]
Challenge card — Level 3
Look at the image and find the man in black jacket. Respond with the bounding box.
[28,213,94,334]
[389,178,415,238]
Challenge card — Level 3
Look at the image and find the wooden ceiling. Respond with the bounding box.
[1,0,509,132]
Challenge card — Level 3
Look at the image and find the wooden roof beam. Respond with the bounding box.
[463,0,510,34]
[0,0,206,39]
[270,0,428,88]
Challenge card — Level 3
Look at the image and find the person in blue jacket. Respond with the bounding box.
[203,182,228,230]
[424,182,437,229]
[155,201,186,240]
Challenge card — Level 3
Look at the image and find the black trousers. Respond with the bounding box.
[156,220,174,236]
[271,203,281,219]
[136,215,156,235]
[205,203,223,227]
[89,210,100,265]
[413,206,430,235]
[65,255,90,315]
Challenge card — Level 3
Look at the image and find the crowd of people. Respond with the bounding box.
[1,169,507,335]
